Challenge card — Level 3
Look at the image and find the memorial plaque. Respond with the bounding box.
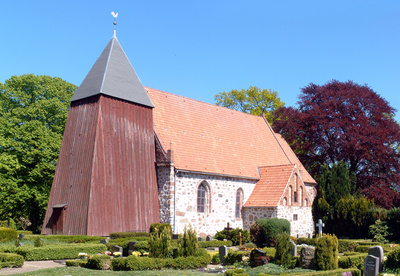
[364,255,379,276]
[300,246,315,269]
[250,248,267,268]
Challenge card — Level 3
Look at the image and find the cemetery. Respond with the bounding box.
[1,218,400,275]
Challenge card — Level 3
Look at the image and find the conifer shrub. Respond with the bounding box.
[148,226,171,258]
[0,253,24,268]
[251,218,290,247]
[369,219,390,243]
[274,232,292,267]
[0,227,17,242]
[314,234,338,270]
[177,224,198,257]
[386,207,400,241]
[149,223,172,234]
[385,247,400,270]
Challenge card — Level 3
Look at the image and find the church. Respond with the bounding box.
[42,33,317,238]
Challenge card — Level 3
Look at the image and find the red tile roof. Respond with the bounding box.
[244,164,295,207]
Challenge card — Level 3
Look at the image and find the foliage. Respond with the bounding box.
[261,247,276,259]
[214,227,250,245]
[38,234,103,243]
[109,231,149,239]
[0,252,24,268]
[14,243,107,260]
[338,253,366,270]
[295,237,318,246]
[214,86,284,122]
[224,250,246,265]
[148,225,171,258]
[385,247,400,269]
[211,252,220,264]
[274,232,292,267]
[369,219,390,243]
[198,240,232,248]
[0,219,16,230]
[177,224,198,257]
[249,222,265,247]
[85,254,111,270]
[314,234,338,270]
[65,259,87,267]
[252,218,290,247]
[386,207,400,242]
[0,227,17,242]
[337,240,358,253]
[224,268,249,276]
[149,223,172,234]
[33,236,43,247]
[273,80,400,208]
[0,74,76,231]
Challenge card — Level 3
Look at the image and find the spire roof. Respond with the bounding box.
[70,36,154,108]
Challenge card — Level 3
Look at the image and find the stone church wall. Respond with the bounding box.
[277,205,314,237]
[242,207,277,230]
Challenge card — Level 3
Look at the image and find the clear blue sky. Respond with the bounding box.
[1,1,399,121]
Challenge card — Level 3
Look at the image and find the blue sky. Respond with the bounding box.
[1,1,399,121]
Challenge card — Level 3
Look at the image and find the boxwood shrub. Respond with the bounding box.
[0,253,24,268]
[355,245,370,253]
[38,235,103,243]
[109,232,150,239]
[15,244,107,260]
[338,254,366,269]
[295,237,318,246]
[338,240,358,252]
[385,247,400,270]
[65,259,87,267]
[258,268,361,276]
[86,254,111,270]
[198,240,232,248]
[0,227,17,242]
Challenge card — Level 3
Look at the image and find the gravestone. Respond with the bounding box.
[290,241,297,258]
[206,235,213,241]
[368,246,384,272]
[198,237,203,241]
[219,245,228,265]
[364,255,379,276]
[19,234,25,240]
[316,219,325,237]
[100,238,109,245]
[250,248,267,267]
[300,246,315,269]
[172,234,179,240]
[127,241,137,255]
[112,245,123,256]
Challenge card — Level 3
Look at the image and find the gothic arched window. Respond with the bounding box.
[235,189,243,218]
[197,181,210,213]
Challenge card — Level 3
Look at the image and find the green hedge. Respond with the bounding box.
[0,253,24,268]
[224,251,247,265]
[258,268,361,276]
[0,227,17,242]
[261,247,276,259]
[386,247,400,269]
[338,254,366,269]
[0,219,16,230]
[295,237,318,246]
[149,223,172,234]
[355,245,370,253]
[198,240,232,248]
[86,254,111,270]
[109,232,150,239]
[15,244,107,260]
[338,240,358,252]
[16,230,33,235]
[65,259,87,267]
[38,235,103,243]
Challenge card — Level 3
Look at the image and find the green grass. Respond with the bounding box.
[11,267,210,275]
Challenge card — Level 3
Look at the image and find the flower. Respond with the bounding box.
[104,251,112,255]
[130,251,141,257]
[113,252,122,257]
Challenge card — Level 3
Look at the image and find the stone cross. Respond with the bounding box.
[224,222,232,240]
[316,219,325,237]
[237,232,242,246]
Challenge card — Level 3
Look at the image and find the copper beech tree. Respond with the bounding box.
[273,80,400,208]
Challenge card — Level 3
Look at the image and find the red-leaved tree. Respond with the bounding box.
[273,80,400,208]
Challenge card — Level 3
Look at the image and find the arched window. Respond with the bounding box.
[300,186,303,206]
[235,189,243,218]
[293,191,298,203]
[283,197,287,206]
[304,198,308,207]
[197,181,210,213]
[289,186,292,205]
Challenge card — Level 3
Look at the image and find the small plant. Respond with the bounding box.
[148,226,172,258]
[274,232,292,267]
[177,224,198,257]
[369,219,390,243]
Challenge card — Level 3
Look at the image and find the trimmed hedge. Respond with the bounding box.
[16,230,33,235]
[198,240,232,248]
[253,218,290,247]
[386,247,400,269]
[86,254,111,270]
[38,235,103,243]
[109,232,150,239]
[0,219,16,230]
[355,245,370,253]
[0,227,17,242]
[261,247,276,259]
[295,237,318,246]
[0,253,24,268]
[338,253,366,269]
[15,244,107,260]
[224,251,246,265]
[258,268,361,276]
[338,239,358,252]
[65,259,87,267]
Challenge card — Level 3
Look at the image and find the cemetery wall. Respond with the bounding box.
[173,171,256,236]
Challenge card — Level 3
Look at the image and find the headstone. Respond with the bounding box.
[128,241,136,251]
[290,241,297,258]
[172,234,179,240]
[198,237,203,241]
[364,255,379,276]
[18,233,25,240]
[368,246,384,272]
[316,219,325,237]
[100,238,109,245]
[112,245,123,256]
[219,245,228,265]
[300,246,315,269]
[206,235,213,241]
[249,248,267,267]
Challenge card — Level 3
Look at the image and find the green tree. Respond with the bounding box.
[0,74,76,231]
[214,86,284,123]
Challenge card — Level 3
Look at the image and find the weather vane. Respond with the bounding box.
[111,11,118,36]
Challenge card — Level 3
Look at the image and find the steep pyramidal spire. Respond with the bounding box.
[70,35,154,108]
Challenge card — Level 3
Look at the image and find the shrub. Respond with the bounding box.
[211,253,220,264]
[125,255,166,270]
[34,237,43,247]
[369,219,390,243]
[16,230,33,235]
[0,253,24,268]
[39,235,103,243]
[0,227,17,242]
[314,234,338,270]
[250,222,266,247]
[65,259,87,267]
[110,257,128,271]
[385,247,400,269]
[148,226,171,258]
[224,251,245,265]
[198,240,232,248]
[0,219,17,230]
[109,232,149,239]
[295,237,318,246]
[262,247,276,259]
[149,223,172,234]
[214,228,250,246]
[338,254,366,269]
[252,218,290,247]
[355,245,370,253]
[15,243,107,261]
[274,232,292,267]
[177,224,198,257]
[224,268,249,276]
[338,239,358,252]
[386,207,400,242]
[85,254,111,270]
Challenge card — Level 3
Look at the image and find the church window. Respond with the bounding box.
[294,191,298,203]
[289,186,292,205]
[293,214,298,221]
[283,197,287,206]
[304,198,308,207]
[197,181,210,213]
[235,189,243,218]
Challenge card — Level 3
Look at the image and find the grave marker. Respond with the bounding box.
[300,246,315,269]
[250,248,267,267]
[364,255,379,276]
[316,219,325,237]
[219,245,228,265]
[290,241,297,258]
[368,246,384,272]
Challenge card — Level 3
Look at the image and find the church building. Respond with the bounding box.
[42,34,317,238]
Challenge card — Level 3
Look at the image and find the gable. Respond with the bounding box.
[147,87,293,179]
